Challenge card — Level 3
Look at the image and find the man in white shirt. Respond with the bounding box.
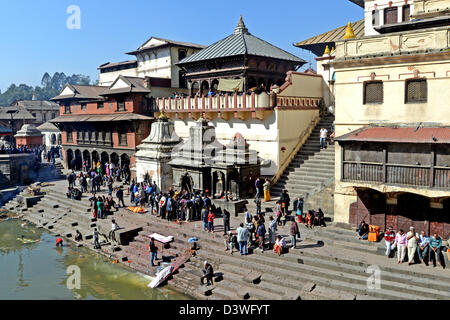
[406,226,419,265]
[109,219,120,243]
[319,128,328,149]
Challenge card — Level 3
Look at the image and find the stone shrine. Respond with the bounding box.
[135,113,181,192]
[169,117,224,193]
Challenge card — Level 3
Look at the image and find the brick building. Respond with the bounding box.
[50,76,154,174]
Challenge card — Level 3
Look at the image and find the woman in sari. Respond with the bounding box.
[273,235,286,256]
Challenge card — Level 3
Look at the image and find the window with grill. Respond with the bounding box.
[405,79,427,103]
[64,104,71,114]
[81,103,87,110]
[97,102,104,109]
[66,130,73,142]
[118,129,128,146]
[384,7,398,24]
[363,81,383,104]
[117,99,126,111]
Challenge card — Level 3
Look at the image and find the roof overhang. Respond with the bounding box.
[50,114,154,123]
[349,0,364,8]
[336,126,450,144]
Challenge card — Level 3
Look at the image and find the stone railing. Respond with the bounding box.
[335,27,450,60]
[276,96,322,108]
[156,92,274,112]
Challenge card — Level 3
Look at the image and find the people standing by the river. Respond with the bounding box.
[149,237,158,267]
[75,230,83,242]
[255,177,261,199]
[109,219,120,243]
[395,229,407,264]
[93,228,100,249]
[236,223,249,256]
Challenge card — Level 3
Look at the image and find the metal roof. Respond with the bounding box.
[178,17,305,65]
[98,60,137,70]
[100,76,151,96]
[50,113,153,123]
[51,84,108,101]
[295,19,365,56]
[36,121,60,132]
[0,107,36,120]
[13,100,59,110]
[126,37,206,55]
[336,126,450,144]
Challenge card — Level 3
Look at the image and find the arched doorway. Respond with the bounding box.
[120,154,130,168]
[181,174,193,193]
[110,153,119,166]
[66,149,74,170]
[82,150,91,170]
[92,150,99,165]
[200,80,210,96]
[211,79,219,93]
[191,81,199,97]
[100,152,109,165]
[74,150,82,171]
[51,133,56,145]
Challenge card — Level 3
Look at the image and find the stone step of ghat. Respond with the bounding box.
[130,214,450,300]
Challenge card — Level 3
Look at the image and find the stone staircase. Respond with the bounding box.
[114,213,450,300]
[5,178,450,300]
[271,115,335,216]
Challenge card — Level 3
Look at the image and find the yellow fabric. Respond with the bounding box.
[217,78,244,92]
[264,190,270,202]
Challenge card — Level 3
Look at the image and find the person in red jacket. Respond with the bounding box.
[56,237,63,247]
[384,226,396,258]
[207,211,215,233]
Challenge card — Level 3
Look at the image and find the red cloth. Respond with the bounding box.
[56,238,63,245]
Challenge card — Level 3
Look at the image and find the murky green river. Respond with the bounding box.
[0,219,190,300]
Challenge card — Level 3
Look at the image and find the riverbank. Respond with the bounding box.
[0,218,190,300]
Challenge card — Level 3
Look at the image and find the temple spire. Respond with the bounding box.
[234,15,250,35]
[343,22,356,39]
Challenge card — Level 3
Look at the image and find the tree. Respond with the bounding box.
[41,72,52,88]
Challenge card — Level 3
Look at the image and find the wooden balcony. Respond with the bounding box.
[343,161,450,189]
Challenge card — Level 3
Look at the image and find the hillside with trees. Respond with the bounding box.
[0,72,95,106]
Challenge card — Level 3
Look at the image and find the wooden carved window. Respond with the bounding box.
[117,99,126,112]
[405,79,427,103]
[384,7,398,25]
[66,130,73,143]
[118,128,128,146]
[402,5,410,22]
[363,81,383,104]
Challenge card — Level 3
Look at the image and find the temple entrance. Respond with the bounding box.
[120,154,130,168]
[74,150,82,171]
[66,149,74,170]
[51,134,56,145]
[92,151,99,165]
[110,153,119,166]
[100,152,109,165]
[83,150,91,169]
[181,175,193,193]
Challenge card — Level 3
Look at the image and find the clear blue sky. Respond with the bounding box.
[0,0,363,92]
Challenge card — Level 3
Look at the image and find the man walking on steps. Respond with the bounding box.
[319,127,328,149]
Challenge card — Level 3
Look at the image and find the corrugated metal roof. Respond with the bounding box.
[179,18,304,65]
[295,20,365,56]
[336,127,450,144]
[50,113,153,123]
[0,107,36,120]
[100,76,151,96]
[98,60,137,69]
[51,84,108,101]
[36,121,60,132]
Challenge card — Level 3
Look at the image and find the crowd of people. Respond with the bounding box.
[358,221,446,269]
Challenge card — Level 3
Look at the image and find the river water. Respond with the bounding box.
[0,219,190,300]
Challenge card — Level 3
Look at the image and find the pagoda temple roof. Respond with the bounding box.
[178,16,305,65]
